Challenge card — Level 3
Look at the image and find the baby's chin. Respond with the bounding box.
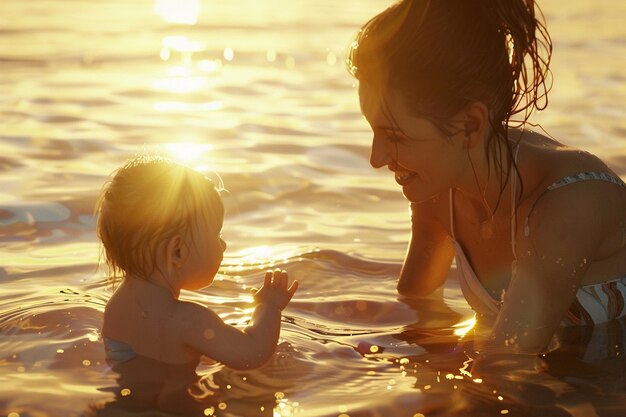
[183,279,214,291]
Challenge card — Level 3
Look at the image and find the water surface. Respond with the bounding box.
[1,0,625,416]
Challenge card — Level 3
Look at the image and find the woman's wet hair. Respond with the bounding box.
[95,156,223,283]
[348,0,552,207]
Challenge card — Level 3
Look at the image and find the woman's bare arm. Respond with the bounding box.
[485,182,614,353]
[398,198,455,296]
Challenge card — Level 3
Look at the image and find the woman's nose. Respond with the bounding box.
[369,135,392,168]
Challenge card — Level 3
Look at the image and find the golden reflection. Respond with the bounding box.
[237,245,275,263]
[164,142,213,165]
[223,48,235,62]
[152,75,207,93]
[154,36,209,93]
[154,0,201,25]
[326,51,337,66]
[453,316,476,337]
[154,101,223,112]
[199,59,222,73]
[161,35,204,60]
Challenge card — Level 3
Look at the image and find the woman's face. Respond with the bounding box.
[359,84,468,203]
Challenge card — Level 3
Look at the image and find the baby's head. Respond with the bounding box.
[96,156,223,283]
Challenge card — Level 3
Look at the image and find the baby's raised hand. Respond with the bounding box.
[253,269,298,311]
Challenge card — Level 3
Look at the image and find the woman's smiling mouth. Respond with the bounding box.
[394,170,417,186]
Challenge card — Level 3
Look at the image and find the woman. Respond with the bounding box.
[348,0,626,354]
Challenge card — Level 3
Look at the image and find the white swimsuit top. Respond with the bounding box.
[449,147,626,326]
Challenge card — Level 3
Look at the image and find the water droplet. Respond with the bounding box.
[218,402,227,410]
[121,388,131,396]
[204,406,214,416]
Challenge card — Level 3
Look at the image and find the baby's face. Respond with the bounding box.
[179,210,226,291]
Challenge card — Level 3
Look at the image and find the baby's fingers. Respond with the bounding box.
[264,270,272,288]
[272,269,286,288]
[286,280,298,300]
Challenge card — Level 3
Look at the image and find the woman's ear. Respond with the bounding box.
[462,102,489,149]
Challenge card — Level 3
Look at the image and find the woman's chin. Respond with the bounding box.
[402,187,436,204]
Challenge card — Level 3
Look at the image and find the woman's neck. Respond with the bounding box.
[453,135,521,223]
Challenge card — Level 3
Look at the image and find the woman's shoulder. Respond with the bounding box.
[519,130,621,196]
[517,131,625,253]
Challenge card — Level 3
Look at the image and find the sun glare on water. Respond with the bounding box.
[453,317,477,337]
[154,0,201,25]
[238,246,275,263]
[164,142,213,168]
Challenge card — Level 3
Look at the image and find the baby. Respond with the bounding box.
[97,156,298,370]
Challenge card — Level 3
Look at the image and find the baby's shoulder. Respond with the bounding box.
[173,300,223,330]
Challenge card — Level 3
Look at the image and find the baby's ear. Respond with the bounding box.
[164,235,186,269]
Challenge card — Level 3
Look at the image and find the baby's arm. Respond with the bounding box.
[181,270,297,370]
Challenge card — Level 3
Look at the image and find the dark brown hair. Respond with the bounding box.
[347,0,552,207]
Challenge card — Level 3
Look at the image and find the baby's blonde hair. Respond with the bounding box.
[96,155,223,283]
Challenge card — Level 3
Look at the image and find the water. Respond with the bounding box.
[1,0,625,416]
